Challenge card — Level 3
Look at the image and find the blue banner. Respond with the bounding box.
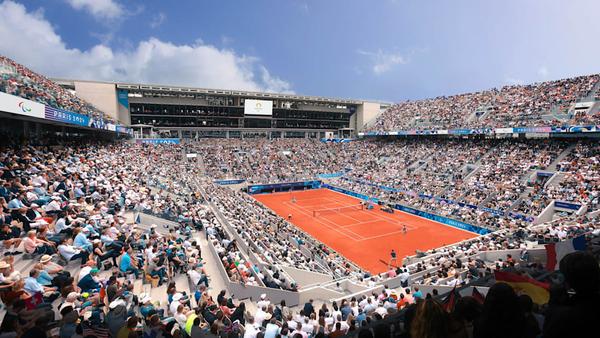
[45,106,89,127]
[116,125,133,135]
[393,204,490,235]
[248,180,322,194]
[117,89,130,109]
[135,138,180,144]
[554,201,581,211]
[359,125,599,138]
[214,179,246,185]
[320,138,354,143]
[322,184,379,203]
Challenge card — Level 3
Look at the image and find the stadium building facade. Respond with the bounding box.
[54,79,388,139]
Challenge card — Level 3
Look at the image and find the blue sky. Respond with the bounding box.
[1,0,599,102]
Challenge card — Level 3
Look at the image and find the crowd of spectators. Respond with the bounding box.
[369,74,600,131]
[545,142,600,210]
[0,56,113,123]
[191,137,599,233]
[0,138,598,338]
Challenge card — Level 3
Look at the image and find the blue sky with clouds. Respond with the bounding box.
[1,0,599,102]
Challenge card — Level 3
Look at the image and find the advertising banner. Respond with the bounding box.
[554,201,581,211]
[215,179,246,185]
[135,138,180,144]
[45,106,89,126]
[248,180,321,194]
[0,91,44,119]
[393,204,490,235]
[322,184,379,203]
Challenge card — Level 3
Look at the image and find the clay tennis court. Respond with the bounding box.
[253,188,478,274]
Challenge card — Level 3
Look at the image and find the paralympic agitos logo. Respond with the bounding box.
[18,101,32,113]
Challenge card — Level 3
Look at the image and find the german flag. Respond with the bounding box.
[494,271,550,304]
[441,286,462,312]
[471,287,485,304]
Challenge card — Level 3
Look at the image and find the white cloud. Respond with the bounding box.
[259,67,294,94]
[65,0,123,20]
[538,66,549,78]
[505,76,525,85]
[357,49,408,75]
[150,12,166,28]
[0,1,292,93]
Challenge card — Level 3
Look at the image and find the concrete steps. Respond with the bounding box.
[547,143,576,172]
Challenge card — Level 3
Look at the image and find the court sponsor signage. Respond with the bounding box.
[214,179,246,185]
[361,125,600,138]
[0,91,45,119]
[134,138,180,144]
[248,180,322,194]
[45,106,89,126]
[554,201,581,211]
[394,204,490,235]
[322,184,378,203]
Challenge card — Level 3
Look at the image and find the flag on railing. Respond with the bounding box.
[441,286,462,312]
[494,271,550,304]
[471,287,485,304]
[545,235,586,271]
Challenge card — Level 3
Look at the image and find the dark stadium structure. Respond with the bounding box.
[54,79,389,139]
[1,55,599,338]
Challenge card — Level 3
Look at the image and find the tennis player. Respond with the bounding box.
[389,249,397,269]
[402,224,407,235]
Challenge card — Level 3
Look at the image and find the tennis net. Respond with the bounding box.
[313,204,364,217]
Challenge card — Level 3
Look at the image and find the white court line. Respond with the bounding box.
[281,201,365,241]
[358,230,408,241]
[283,201,367,240]
[320,197,366,223]
[324,188,479,237]
[283,201,366,241]
[320,194,415,230]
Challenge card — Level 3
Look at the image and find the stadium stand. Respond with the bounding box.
[0,56,114,123]
[0,56,598,338]
[369,74,600,131]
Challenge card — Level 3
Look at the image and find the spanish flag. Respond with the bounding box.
[494,271,550,304]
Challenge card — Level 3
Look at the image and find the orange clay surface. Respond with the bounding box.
[253,188,478,274]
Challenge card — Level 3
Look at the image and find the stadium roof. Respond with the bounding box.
[53,78,392,106]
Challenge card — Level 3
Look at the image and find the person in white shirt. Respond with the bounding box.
[78,260,96,282]
[300,317,314,335]
[399,269,410,287]
[57,237,89,265]
[254,306,269,327]
[362,298,376,314]
[257,293,270,309]
[44,197,61,212]
[290,325,308,338]
[243,316,260,338]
